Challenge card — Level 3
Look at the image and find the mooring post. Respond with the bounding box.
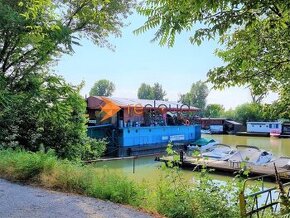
[132,156,136,174]
[180,150,184,163]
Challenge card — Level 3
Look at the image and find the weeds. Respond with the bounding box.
[0,149,140,206]
[0,148,267,218]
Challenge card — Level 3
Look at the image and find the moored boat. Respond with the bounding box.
[187,138,219,152]
[270,129,281,137]
[201,144,236,160]
[227,145,273,165]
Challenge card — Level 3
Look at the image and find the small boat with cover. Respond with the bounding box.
[201,144,236,160]
[187,138,219,152]
[227,145,272,165]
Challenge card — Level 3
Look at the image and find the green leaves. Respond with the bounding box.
[89,79,115,97]
[0,0,135,82]
[0,73,106,160]
[0,0,134,159]
[137,0,290,117]
[204,104,225,118]
[137,82,167,100]
[179,80,209,110]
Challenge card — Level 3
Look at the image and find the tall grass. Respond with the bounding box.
[0,149,140,205]
[0,149,243,217]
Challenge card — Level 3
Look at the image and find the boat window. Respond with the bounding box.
[261,151,268,156]
[269,124,272,128]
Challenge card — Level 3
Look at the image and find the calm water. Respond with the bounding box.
[94,135,290,184]
[209,134,290,157]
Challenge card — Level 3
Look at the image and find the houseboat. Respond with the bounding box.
[281,122,290,138]
[198,118,243,134]
[86,96,201,157]
[246,121,282,137]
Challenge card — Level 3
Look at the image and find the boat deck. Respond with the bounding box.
[159,155,290,180]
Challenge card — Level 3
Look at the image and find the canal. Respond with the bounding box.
[94,135,290,184]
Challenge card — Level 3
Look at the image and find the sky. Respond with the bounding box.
[54,13,278,110]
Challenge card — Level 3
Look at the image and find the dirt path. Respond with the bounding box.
[0,179,153,218]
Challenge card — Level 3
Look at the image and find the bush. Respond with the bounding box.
[155,168,240,218]
[0,74,106,160]
[0,149,260,218]
[0,149,141,206]
[0,149,57,181]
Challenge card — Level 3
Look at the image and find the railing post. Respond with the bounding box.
[239,190,247,217]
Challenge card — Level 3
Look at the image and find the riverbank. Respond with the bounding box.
[0,149,240,218]
[0,179,154,218]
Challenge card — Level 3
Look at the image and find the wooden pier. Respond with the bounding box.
[158,155,290,181]
[235,132,270,137]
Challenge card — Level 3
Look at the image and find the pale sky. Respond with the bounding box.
[54,12,278,110]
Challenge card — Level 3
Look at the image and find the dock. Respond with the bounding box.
[236,132,270,137]
[279,134,290,138]
[158,155,290,181]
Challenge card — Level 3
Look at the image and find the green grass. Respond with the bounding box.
[0,149,244,217]
[0,149,140,205]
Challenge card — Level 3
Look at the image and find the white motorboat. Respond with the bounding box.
[227,145,273,165]
[201,144,236,160]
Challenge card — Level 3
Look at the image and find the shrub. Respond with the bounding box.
[0,74,106,160]
[0,149,141,206]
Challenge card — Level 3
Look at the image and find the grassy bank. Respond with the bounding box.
[0,149,242,217]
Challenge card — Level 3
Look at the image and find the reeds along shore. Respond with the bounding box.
[0,149,242,218]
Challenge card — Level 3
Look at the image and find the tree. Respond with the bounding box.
[0,0,134,159]
[135,0,290,116]
[0,73,106,159]
[204,104,225,118]
[222,109,236,120]
[233,103,264,125]
[0,0,134,86]
[152,82,167,100]
[249,88,267,104]
[137,82,166,100]
[138,83,153,99]
[89,79,115,96]
[179,81,209,110]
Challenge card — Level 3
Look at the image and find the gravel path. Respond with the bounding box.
[0,179,153,218]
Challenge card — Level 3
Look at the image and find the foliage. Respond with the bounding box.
[0,149,139,205]
[220,103,265,125]
[262,87,290,120]
[179,80,209,110]
[221,102,286,124]
[0,73,106,159]
[137,83,153,99]
[233,103,264,125]
[0,0,135,82]
[204,104,225,118]
[0,148,280,217]
[249,88,267,104]
[0,0,131,159]
[89,79,115,96]
[137,82,166,100]
[222,108,236,120]
[156,167,240,218]
[136,0,290,117]
[0,148,239,217]
[152,82,167,101]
